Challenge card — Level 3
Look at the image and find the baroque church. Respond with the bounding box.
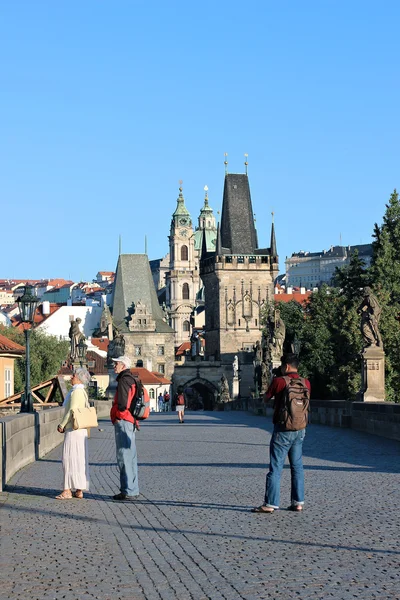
[108,165,278,406]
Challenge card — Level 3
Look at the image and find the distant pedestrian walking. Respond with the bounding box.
[253,353,310,514]
[163,390,170,412]
[175,392,185,423]
[158,393,164,413]
[110,355,140,501]
[56,367,92,500]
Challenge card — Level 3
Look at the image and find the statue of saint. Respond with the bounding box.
[358,287,383,348]
[233,355,239,378]
[107,327,125,367]
[100,304,113,339]
[253,340,262,364]
[69,318,85,361]
[219,374,230,403]
[273,310,286,358]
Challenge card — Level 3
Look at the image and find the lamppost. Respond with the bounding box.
[77,338,87,367]
[17,285,40,413]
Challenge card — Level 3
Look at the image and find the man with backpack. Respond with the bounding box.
[252,353,311,514]
[110,355,140,501]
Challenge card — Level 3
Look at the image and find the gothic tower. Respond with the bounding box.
[200,172,278,360]
[166,184,200,347]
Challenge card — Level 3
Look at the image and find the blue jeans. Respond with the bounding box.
[264,426,306,509]
[114,419,139,496]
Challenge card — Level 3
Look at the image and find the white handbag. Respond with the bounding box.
[72,392,98,430]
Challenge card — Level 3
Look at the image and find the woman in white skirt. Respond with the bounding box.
[56,367,91,499]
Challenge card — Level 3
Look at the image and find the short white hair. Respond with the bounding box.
[74,367,92,386]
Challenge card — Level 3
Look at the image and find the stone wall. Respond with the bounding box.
[229,397,400,441]
[0,401,112,491]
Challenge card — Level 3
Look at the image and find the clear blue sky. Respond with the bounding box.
[1,1,399,282]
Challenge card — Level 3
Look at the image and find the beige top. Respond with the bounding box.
[60,386,89,431]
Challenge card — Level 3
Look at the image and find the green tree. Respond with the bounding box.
[369,189,400,401]
[0,325,69,392]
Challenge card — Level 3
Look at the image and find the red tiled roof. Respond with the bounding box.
[176,342,190,356]
[130,367,171,385]
[274,292,311,304]
[151,372,171,385]
[91,337,109,352]
[0,334,25,355]
[47,279,74,287]
[98,271,114,276]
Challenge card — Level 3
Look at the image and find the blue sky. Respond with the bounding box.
[1,1,399,282]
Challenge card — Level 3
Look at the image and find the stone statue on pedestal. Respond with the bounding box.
[69,318,86,362]
[232,355,239,378]
[219,374,231,403]
[358,288,385,402]
[358,287,383,348]
[107,327,125,368]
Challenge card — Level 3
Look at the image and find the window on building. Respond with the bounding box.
[181,245,188,261]
[149,388,155,399]
[136,360,143,367]
[182,283,189,299]
[183,320,190,332]
[134,346,142,356]
[4,368,11,398]
[158,364,165,374]
[157,346,165,356]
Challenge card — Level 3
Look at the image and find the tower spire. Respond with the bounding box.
[270,211,277,258]
[216,221,222,255]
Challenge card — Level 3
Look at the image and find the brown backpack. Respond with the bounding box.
[278,376,310,431]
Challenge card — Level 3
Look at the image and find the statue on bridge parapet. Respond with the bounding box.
[69,318,86,363]
[358,287,383,349]
[358,287,385,402]
[219,374,231,404]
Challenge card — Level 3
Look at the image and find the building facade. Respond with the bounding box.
[111,254,175,380]
[285,244,373,288]
[165,185,217,348]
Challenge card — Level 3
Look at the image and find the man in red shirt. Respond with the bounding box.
[253,353,311,514]
[110,355,139,501]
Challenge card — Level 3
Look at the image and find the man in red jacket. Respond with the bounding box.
[110,355,139,501]
[253,353,311,514]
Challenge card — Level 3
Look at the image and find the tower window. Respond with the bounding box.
[181,245,188,261]
[183,320,190,332]
[182,283,189,299]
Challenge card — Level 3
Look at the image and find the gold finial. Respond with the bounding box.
[204,184,208,199]
[224,152,228,174]
[179,179,183,195]
[271,210,275,223]
[244,153,248,175]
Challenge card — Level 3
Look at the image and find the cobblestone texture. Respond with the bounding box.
[1,411,400,600]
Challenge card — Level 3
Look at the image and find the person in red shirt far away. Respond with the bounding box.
[252,353,311,514]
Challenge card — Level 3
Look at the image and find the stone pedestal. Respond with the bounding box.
[362,346,385,402]
[106,368,117,399]
[232,376,239,400]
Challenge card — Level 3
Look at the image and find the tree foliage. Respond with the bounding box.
[265,190,400,401]
[0,325,69,393]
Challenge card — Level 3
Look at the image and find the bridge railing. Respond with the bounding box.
[0,400,112,492]
[223,397,400,441]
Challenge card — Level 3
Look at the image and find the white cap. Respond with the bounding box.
[111,355,131,369]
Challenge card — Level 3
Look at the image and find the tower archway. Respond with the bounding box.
[183,377,218,411]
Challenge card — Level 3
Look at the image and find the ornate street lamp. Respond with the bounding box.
[77,338,87,367]
[292,337,301,357]
[17,285,40,413]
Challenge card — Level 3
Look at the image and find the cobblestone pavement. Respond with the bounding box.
[1,411,400,600]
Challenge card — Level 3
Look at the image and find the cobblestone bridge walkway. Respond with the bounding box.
[1,411,399,600]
